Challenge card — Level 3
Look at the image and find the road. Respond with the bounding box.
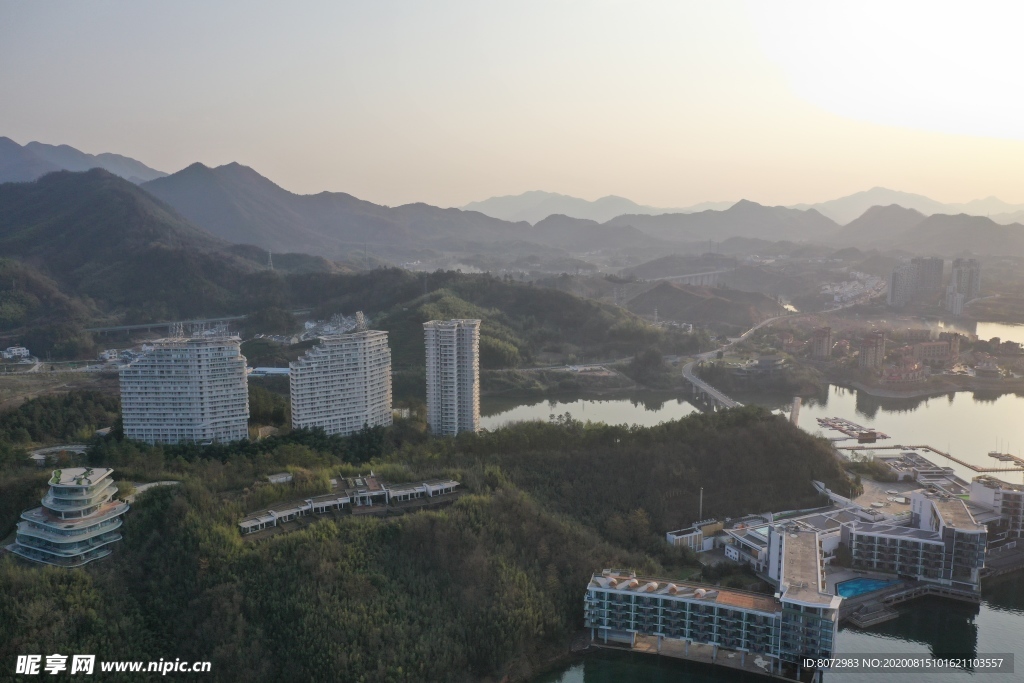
[681,312,801,409]
[126,480,181,503]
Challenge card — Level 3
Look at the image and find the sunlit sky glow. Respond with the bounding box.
[2,0,1023,207]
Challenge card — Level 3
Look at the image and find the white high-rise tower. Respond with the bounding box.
[424,319,481,435]
[119,336,250,444]
[289,330,393,435]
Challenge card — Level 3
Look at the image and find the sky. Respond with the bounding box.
[3,1,1024,208]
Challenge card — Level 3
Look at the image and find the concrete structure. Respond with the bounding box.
[945,284,966,316]
[842,489,987,592]
[424,319,481,435]
[911,257,944,303]
[239,474,460,534]
[887,263,918,308]
[858,332,886,370]
[289,331,392,436]
[971,476,1024,543]
[881,358,927,385]
[950,258,982,302]
[587,530,840,678]
[666,519,723,552]
[810,327,832,360]
[7,468,129,567]
[912,338,959,366]
[2,345,31,360]
[119,336,249,444]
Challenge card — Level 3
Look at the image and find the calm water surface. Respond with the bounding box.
[494,378,1024,681]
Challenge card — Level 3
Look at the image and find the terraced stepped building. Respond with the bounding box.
[7,467,129,567]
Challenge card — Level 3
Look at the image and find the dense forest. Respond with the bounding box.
[0,402,853,682]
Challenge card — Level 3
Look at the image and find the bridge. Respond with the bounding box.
[655,269,733,287]
[86,309,313,335]
[682,360,742,410]
[679,312,800,411]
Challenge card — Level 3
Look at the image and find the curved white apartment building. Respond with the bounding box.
[8,467,129,567]
[290,331,393,436]
[119,336,250,444]
[424,319,480,436]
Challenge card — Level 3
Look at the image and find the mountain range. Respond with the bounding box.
[4,137,1024,269]
[461,190,732,224]
[0,137,166,184]
[466,187,1024,226]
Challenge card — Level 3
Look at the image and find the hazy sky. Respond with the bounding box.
[3,1,1024,207]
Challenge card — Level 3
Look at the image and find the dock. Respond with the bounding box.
[816,417,889,440]
[840,444,1024,474]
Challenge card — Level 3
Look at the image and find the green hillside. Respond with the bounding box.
[0,406,851,682]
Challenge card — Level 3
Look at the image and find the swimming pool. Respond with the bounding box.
[836,577,900,598]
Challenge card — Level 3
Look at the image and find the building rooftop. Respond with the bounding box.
[847,521,944,542]
[917,490,985,532]
[48,468,113,487]
[590,571,780,614]
[780,529,839,607]
[974,475,1024,492]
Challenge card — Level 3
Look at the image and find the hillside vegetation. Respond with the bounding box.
[0,405,851,682]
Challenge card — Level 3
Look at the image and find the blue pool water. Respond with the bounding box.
[837,578,899,598]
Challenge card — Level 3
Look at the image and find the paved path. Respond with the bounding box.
[126,480,181,503]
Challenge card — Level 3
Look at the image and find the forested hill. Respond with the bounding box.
[0,406,852,682]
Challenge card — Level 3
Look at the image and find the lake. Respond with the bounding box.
[483,386,1024,487]
[485,385,1024,682]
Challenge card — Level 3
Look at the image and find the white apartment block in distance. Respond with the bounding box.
[119,336,249,444]
[424,319,481,435]
[289,331,393,436]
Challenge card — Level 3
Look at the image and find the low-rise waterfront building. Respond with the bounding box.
[587,527,841,678]
[842,489,987,592]
[971,476,1024,542]
[7,467,129,567]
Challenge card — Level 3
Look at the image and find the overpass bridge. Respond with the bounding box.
[682,360,742,410]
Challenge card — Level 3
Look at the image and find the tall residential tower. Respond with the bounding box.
[289,330,393,435]
[424,319,481,435]
[119,336,250,444]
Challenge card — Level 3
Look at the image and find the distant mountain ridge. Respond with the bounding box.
[467,187,1024,226]
[461,190,730,224]
[0,137,166,184]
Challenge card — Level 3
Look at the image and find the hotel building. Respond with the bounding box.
[119,336,249,444]
[8,467,129,567]
[424,319,481,435]
[586,528,840,678]
[842,489,987,592]
[289,331,393,436]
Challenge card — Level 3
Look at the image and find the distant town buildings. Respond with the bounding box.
[946,258,982,315]
[912,336,960,366]
[119,336,250,444]
[289,330,393,436]
[911,257,944,303]
[424,319,481,435]
[811,326,832,360]
[887,263,918,308]
[7,467,129,567]
[858,332,886,370]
